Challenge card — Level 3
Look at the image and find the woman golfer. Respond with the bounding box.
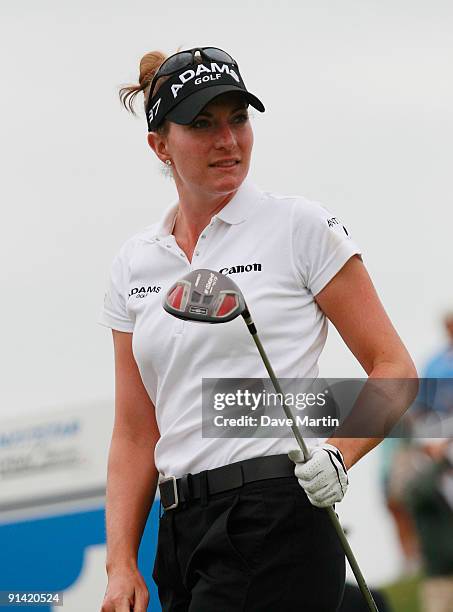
[99,47,417,611]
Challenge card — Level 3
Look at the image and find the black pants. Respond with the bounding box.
[152,475,346,611]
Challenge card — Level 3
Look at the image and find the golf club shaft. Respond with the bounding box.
[246,325,379,612]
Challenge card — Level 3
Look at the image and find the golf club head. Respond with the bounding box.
[163,269,247,324]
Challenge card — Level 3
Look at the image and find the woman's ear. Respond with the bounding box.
[147,132,169,163]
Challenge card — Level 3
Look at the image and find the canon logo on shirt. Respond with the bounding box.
[219,263,262,275]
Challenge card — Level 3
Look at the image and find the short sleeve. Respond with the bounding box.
[98,242,135,333]
[291,198,362,295]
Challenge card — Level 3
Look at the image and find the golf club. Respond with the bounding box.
[163,268,379,612]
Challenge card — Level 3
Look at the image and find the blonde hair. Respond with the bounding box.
[119,50,170,130]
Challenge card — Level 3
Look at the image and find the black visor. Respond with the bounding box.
[166,85,264,125]
[146,60,265,132]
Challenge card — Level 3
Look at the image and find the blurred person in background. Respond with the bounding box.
[404,440,453,612]
[412,311,453,424]
[379,312,453,579]
[379,438,421,575]
[422,312,453,383]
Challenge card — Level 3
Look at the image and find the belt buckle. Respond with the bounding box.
[161,475,179,510]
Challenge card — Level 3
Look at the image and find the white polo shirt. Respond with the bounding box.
[98,178,361,478]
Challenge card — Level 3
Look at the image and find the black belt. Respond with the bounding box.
[159,454,295,511]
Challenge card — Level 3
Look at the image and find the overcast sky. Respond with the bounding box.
[1,0,452,584]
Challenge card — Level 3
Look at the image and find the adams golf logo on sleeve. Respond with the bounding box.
[327,217,350,237]
[128,285,162,299]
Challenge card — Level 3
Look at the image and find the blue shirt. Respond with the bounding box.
[416,346,453,415]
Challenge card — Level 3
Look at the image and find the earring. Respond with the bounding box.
[165,159,172,166]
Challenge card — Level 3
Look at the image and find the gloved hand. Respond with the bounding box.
[288,443,348,508]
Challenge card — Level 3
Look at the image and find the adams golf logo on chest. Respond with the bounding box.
[128,285,161,299]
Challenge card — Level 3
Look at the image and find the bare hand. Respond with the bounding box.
[100,565,149,612]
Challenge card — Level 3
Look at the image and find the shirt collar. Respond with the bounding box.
[152,177,262,239]
[215,178,263,225]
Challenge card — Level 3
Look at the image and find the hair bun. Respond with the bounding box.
[119,50,167,115]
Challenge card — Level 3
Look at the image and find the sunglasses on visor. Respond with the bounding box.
[147,47,237,108]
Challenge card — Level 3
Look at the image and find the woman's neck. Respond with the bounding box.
[172,184,238,260]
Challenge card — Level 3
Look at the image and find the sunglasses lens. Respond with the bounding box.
[203,47,235,64]
[159,51,193,76]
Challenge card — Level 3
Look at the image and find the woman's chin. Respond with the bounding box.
[208,167,247,192]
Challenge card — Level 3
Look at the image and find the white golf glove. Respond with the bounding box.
[288,443,349,508]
